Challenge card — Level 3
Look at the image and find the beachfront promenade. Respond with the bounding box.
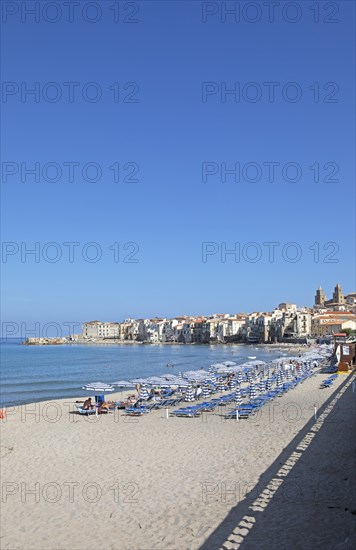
[1,371,355,549]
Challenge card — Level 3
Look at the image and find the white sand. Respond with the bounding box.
[1,372,355,550]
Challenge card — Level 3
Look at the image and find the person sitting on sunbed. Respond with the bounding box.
[83,397,94,410]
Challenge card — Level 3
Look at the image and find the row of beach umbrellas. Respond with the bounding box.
[81,346,329,401]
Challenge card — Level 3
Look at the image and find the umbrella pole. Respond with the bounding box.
[236,409,239,422]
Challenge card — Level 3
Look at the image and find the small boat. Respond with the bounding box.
[166,363,175,368]
[248,356,256,359]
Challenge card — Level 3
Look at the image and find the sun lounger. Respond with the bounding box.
[75,405,96,415]
[170,408,201,417]
[320,379,334,388]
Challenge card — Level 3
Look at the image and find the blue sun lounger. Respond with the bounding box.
[170,407,202,417]
[225,404,260,419]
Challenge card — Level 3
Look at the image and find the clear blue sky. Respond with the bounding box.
[1,1,355,332]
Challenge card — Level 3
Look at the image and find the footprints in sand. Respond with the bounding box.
[0,445,14,458]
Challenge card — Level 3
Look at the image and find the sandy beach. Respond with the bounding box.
[1,370,355,550]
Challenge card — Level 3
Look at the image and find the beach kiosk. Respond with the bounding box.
[333,335,356,372]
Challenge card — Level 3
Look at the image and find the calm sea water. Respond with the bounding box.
[0,339,286,406]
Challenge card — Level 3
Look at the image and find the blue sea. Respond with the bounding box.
[0,339,287,406]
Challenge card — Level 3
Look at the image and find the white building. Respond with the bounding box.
[82,321,120,339]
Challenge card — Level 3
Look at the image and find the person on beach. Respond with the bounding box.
[135,383,140,395]
[83,397,94,410]
[97,401,114,413]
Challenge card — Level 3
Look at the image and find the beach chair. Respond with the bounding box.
[320,379,334,388]
[75,405,96,415]
[170,404,204,417]
[124,405,152,416]
[225,406,256,419]
[170,408,201,418]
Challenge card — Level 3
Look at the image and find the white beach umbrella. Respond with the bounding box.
[82,382,114,393]
[234,386,242,406]
[202,383,210,398]
[276,372,284,388]
[217,379,225,392]
[129,377,148,384]
[138,384,150,401]
[249,383,257,401]
[162,374,179,381]
[185,385,195,402]
[112,380,133,388]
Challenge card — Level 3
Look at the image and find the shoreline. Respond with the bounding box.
[22,339,315,349]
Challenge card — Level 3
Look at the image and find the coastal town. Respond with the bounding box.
[26,284,356,345]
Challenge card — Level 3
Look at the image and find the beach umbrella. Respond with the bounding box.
[229,379,237,389]
[178,371,183,378]
[237,371,244,385]
[82,382,114,393]
[112,380,133,388]
[266,378,272,391]
[286,370,293,382]
[82,382,115,411]
[202,383,210,398]
[249,383,257,401]
[223,361,236,366]
[276,372,283,388]
[163,374,180,381]
[234,386,242,406]
[217,379,225,392]
[138,384,150,400]
[111,380,134,400]
[259,378,265,393]
[129,377,148,384]
[185,384,195,402]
